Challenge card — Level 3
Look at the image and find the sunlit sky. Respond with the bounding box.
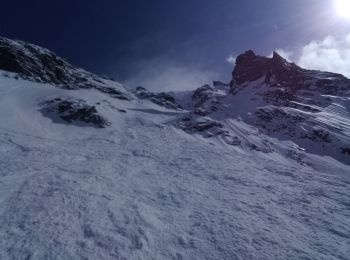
[1,0,350,90]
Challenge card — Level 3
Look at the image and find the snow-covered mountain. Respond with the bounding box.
[0,36,349,260]
[174,50,350,165]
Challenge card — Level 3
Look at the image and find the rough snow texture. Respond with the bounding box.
[0,40,349,260]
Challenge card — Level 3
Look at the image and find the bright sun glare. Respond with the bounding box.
[335,0,350,18]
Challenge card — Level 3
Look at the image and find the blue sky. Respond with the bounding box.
[1,0,349,90]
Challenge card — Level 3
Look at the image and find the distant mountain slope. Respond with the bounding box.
[0,37,349,260]
[174,50,350,165]
[0,36,132,99]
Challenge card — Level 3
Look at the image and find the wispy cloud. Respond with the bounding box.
[274,34,350,78]
[124,57,218,92]
[226,54,237,65]
[297,34,350,77]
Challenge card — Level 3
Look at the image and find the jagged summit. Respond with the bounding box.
[231,50,305,87]
[173,49,350,165]
[231,49,350,96]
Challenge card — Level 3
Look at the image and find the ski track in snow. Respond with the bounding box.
[0,112,349,260]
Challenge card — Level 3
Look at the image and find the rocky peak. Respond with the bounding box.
[270,51,296,72]
[235,50,260,65]
[231,50,306,90]
[231,50,269,86]
[271,51,287,64]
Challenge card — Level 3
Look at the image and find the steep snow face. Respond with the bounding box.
[0,39,349,260]
[0,70,350,260]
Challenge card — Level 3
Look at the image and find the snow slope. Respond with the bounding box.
[172,51,350,166]
[0,70,350,260]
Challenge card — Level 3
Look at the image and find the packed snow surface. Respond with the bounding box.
[0,72,349,260]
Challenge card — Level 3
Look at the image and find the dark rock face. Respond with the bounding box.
[134,86,182,110]
[0,36,131,100]
[232,50,269,85]
[192,84,224,116]
[231,50,307,89]
[192,85,215,116]
[0,37,79,85]
[230,50,350,107]
[40,98,110,128]
[177,116,226,137]
[342,148,350,156]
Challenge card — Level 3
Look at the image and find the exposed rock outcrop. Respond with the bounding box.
[40,98,110,128]
[0,36,131,100]
[134,86,182,110]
